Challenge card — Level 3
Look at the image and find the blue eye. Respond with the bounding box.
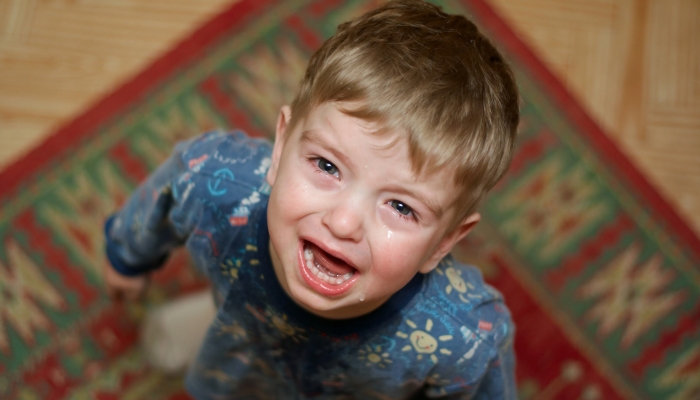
[317,158,338,175]
[390,200,413,216]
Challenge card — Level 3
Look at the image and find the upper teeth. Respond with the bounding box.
[304,248,354,285]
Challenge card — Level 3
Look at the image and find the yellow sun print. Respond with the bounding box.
[396,319,453,364]
[358,345,393,368]
[264,310,308,343]
[217,321,247,340]
[437,266,476,303]
[220,259,240,283]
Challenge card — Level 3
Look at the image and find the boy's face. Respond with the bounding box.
[266,102,479,319]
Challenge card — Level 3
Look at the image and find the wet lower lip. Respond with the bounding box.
[297,241,358,297]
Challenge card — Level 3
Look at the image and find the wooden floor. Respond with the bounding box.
[1,0,698,236]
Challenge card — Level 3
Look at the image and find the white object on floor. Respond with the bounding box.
[140,289,217,374]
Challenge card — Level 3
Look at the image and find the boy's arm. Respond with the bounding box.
[425,300,517,400]
[433,341,516,400]
[104,136,200,298]
[469,335,517,400]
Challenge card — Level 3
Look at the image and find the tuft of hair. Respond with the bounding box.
[289,0,520,228]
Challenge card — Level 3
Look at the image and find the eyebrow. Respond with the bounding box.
[300,129,353,168]
[300,129,444,219]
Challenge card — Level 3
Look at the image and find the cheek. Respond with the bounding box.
[270,174,313,216]
[371,234,432,281]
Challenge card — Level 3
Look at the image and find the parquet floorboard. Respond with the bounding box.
[0,0,233,172]
[488,0,700,235]
[1,0,698,235]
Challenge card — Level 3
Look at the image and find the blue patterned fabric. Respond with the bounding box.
[105,131,517,399]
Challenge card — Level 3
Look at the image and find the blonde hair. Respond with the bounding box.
[289,0,519,228]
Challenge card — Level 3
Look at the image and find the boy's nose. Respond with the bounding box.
[322,199,364,242]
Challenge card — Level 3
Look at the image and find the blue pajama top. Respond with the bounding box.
[104,130,517,399]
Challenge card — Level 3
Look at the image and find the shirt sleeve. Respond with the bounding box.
[470,328,517,400]
[104,133,209,276]
[424,300,517,400]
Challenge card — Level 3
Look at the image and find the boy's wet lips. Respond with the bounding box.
[297,240,359,297]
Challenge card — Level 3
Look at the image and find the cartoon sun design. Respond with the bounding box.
[220,258,240,283]
[426,373,451,395]
[396,319,453,364]
[265,310,308,343]
[358,345,393,368]
[217,321,247,340]
[436,267,476,303]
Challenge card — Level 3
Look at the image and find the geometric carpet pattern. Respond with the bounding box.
[1,0,698,398]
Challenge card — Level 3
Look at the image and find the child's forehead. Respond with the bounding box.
[321,101,390,136]
[302,102,403,148]
[302,101,459,183]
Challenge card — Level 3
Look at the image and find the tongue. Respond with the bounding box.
[307,242,356,275]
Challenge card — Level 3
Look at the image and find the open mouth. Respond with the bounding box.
[299,241,358,295]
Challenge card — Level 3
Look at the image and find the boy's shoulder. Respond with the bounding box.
[173,130,273,193]
[382,256,514,392]
[176,130,272,172]
[415,255,513,347]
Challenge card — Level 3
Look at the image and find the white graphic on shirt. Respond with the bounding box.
[254,157,271,176]
[457,325,483,364]
[181,182,195,204]
[241,191,260,206]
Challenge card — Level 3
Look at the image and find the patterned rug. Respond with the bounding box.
[1,0,699,398]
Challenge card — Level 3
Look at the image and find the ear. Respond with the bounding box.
[266,105,293,186]
[418,212,481,274]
